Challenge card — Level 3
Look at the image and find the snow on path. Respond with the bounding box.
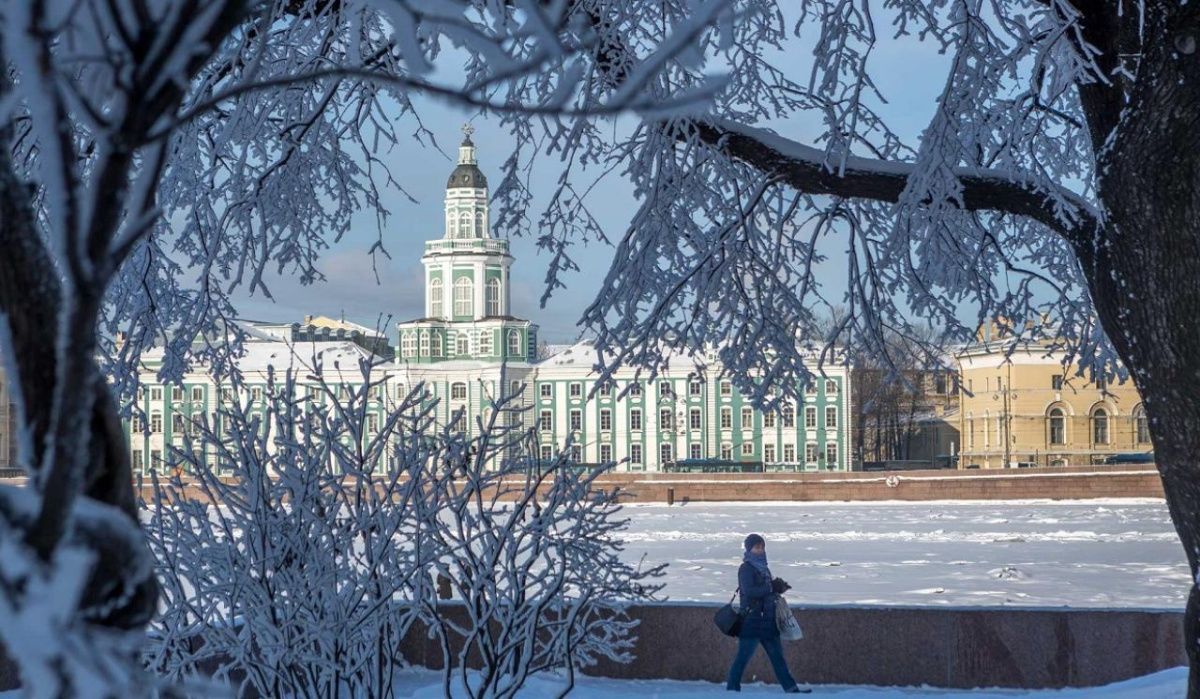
[615,499,1188,608]
[397,667,1187,697]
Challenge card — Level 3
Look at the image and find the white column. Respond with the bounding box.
[474,260,485,319]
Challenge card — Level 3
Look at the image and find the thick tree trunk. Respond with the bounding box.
[1086,5,1200,694]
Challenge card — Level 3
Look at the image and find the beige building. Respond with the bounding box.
[956,339,1149,469]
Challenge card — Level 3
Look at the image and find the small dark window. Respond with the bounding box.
[1051,375,1063,390]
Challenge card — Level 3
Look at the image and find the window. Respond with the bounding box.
[478,330,491,356]
[806,443,818,464]
[720,381,732,397]
[826,379,837,394]
[741,407,753,429]
[825,407,838,429]
[430,278,443,317]
[600,409,612,431]
[1092,408,1109,444]
[764,444,776,462]
[689,408,701,430]
[570,445,582,463]
[1096,377,1107,391]
[689,381,702,396]
[395,384,407,401]
[721,443,732,460]
[191,386,204,403]
[720,407,732,429]
[825,442,839,466]
[366,413,379,434]
[402,332,416,357]
[1048,408,1066,446]
[805,381,816,395]
[781,405,794,428]
[630,443,643,464]
[150,449,162,467]
[763,411,776,428]
[454,277,473,317]
[934,373,948,395]
[450,408,465,432]
[172,413,185,434]
[131,414,143,432]
[540,445,553,461]
[1135,406,1150,445]
[131,449,143,470]
[659,443,673,464]
[599,382,612,397]
[570,409,582,431]
[687,443,701,459]
[150,413,163,434]
[221,388,234,404]
[660,408,673,431]
[150,387,163,401]
[172,386,183,402]
[782,444,795,463]
[486,278,502,316]
[456,334,469,355]
[659,381,672,398]
[628,383,642,397]
[508,330,522,357]
[570,382,582,398]
[509,380,522,399]
[451,383,468,400]
[630,409,643,431]
[539,410,552,431]
[419,332,429,356]
[540,383,552,398]
[805,406,817,429]
[600,444,612,462]
[741,442,754,456]
[1052,374,1064,390]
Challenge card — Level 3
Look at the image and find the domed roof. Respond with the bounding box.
[447,162,488,189]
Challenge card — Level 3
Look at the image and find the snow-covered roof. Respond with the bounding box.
[234,340,376,374]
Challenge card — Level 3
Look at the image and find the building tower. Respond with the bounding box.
[396,126,537,363]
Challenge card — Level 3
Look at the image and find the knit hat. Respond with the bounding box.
[744,533,765,551]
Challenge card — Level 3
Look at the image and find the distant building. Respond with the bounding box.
[956,335,1147,469]
[127,128,853,475]
[852,364,959,470]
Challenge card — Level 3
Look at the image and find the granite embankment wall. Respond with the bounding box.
[1,463,1160,504]
[400,603,1185,690]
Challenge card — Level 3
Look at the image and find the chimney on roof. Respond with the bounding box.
[304,314,313,324]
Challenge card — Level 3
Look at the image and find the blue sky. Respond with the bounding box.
[233,18,952,343]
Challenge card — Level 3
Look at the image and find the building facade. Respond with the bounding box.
[956,339,1148,469]
[128,130,852,474]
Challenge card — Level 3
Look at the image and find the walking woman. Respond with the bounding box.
[726,533,809,693]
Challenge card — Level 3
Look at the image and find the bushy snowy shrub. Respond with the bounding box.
[142,359,663,697]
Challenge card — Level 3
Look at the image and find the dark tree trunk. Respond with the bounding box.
[1084,4,1200,695]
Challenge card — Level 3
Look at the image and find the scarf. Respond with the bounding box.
[743,550,771,580]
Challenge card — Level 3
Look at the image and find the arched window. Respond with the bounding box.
[1048,407,1065,446]
[456,334,469,356]
[429,278,443,318]
[454,278,473,317]
[1092,407,1109,445]
[451,382,468,401]
[486,278,502,316]
[507,329,521,357]
[479,330,492,356]
[447,212,456,238]
[476,211,485,236]
[1134,405,1150,445]
[431,332,443,357]
[459,212,472,238]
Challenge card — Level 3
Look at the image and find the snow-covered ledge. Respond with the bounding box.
[398,603,1183,690]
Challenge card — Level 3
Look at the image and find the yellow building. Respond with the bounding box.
[956,337,1149,469]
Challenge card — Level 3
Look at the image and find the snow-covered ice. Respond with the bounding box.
[396,666,1186,697]
[616,499,1188,608]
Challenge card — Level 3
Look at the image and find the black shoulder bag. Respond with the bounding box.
[713,588,743,637]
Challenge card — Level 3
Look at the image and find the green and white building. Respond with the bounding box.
[129,131,852,474]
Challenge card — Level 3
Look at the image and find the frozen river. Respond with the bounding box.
[617,499,1189,608]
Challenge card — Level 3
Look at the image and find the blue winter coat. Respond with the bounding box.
[737,561,778,639]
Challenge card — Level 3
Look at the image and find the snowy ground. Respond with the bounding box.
[617,499,1188,608]
[396,667,1187,697]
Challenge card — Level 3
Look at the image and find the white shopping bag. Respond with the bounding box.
[775,594,804,641]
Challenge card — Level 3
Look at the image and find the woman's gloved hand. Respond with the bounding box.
[771,577,792,594]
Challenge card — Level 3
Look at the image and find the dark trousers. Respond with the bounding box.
[726,634,797,691]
